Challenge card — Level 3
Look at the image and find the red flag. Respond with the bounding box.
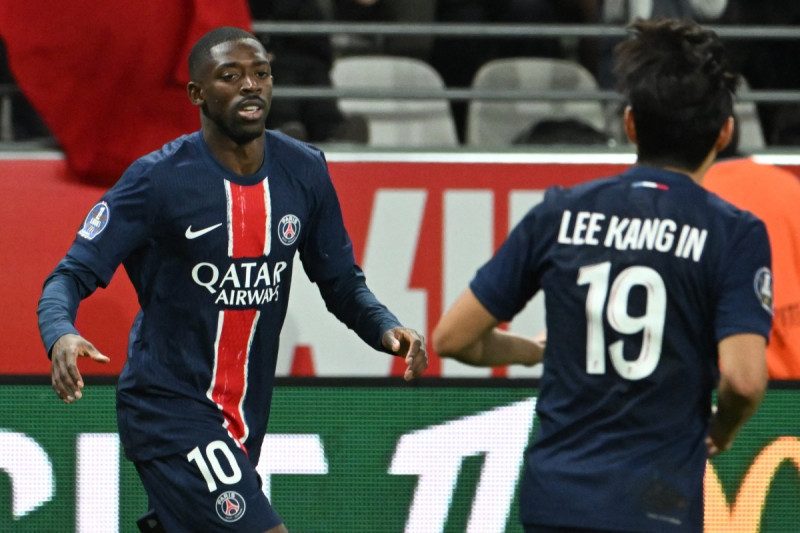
[0,1,252,184]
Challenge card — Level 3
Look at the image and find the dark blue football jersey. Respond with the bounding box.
[470,166,773,532]
[65,131,357,463]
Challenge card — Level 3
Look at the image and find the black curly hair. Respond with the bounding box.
[614,18,740,170]
[188,26,261,81]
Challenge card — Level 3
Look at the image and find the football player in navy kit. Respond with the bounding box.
[38,26,427,532]
[433,19,770,533]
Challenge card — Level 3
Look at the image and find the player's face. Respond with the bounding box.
[195,39,273,144]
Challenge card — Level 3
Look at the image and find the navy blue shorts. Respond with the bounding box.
[134,438,282,532]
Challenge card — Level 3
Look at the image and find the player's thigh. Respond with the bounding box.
[135,438,282,532]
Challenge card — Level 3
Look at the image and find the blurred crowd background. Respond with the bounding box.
[1,0,799,184]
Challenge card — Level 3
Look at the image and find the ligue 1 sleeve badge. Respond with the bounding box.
[215,490,246,523]
[754,267,774,314]
[278,214,301,246]
[78,201,110,240]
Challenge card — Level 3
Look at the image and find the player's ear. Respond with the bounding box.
[714,116,735,153]
[623,106,637,145]
[187,81,204,107]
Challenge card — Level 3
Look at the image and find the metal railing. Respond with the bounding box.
[252,21,800,40]
[2,23,799,145]
[254,22,800,105]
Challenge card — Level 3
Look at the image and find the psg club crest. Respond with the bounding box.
[278,214,301,246]
[215,490,246,523]
[78,201,110,240]
[754,267,774,314]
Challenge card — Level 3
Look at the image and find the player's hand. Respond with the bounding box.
[706,405,732,458]
[50,333,110,403]
[382,327,428,381]
[705,436,726,458]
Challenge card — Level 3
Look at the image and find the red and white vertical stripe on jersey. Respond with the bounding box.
[210,309,259,448]
[207,178,271,450]
[225,179,272,257]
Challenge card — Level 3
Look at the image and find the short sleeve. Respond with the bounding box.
[714,215,773,341]
[470,201,550,322]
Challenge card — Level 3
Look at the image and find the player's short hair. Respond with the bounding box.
[188,26,260,81]
[614,18,739,170]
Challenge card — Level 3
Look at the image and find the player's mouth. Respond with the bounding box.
[237,99,265,120]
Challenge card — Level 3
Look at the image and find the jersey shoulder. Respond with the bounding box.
[264,130,330,181]
[703,183,766,231]
[539,174,622,213]
[122,132,201,181]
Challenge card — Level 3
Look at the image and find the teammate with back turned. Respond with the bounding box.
[433,18,771,533]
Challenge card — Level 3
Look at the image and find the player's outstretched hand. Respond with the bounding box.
[51,333,110,403]
[382,327,428,381]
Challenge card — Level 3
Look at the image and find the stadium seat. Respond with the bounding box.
[330,56,460,147]
[466,58,607,147]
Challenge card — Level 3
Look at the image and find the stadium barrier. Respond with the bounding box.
[1,379,799,532]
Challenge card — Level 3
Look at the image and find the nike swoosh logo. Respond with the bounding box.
[185,223,223,239]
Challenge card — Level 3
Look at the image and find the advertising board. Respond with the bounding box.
[1,381,799,532]
[4,153,799,378]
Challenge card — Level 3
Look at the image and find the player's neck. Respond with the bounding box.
[687,149,717,186]
[642,149,716,186]
[660,165,703,185]
[203,131,265,176]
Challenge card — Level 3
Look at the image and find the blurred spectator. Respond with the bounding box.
[0,38,52,142]
[329,0,396,56]
[0,1,253,184]
[331,0,436,61]
[718,0,800,146]
[704,116,800,378]
[512,117,614,146]
[249,0,367,143]
[333,0,392,24]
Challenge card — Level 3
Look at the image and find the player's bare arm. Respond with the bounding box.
[433,289,544,367]
[382,327,428,381]
[50,333,110,403]
[707,333,768,457]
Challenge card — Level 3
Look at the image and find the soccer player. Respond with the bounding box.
[433,18,770,532]
[37,26,427,533]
